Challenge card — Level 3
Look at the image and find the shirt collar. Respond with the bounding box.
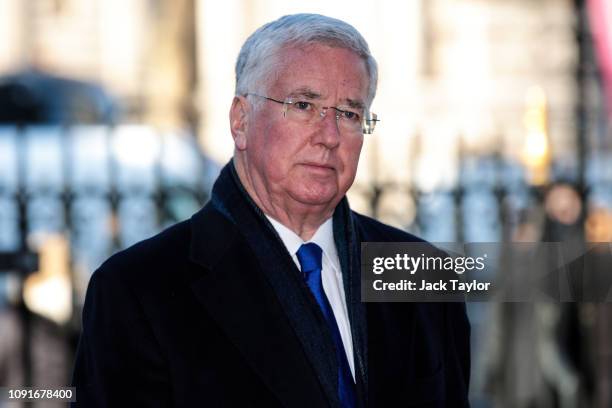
[266,216,338,262]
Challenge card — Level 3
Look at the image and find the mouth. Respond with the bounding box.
[300,162,336,172]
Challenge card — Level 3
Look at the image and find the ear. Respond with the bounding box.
[230,96,249,150]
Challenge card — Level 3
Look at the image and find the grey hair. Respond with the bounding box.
[235,13,378,107]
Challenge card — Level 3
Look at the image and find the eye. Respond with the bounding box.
[294,101,312,110]
[340,109,360,121]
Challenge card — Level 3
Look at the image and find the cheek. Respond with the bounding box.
[340,138,363,175]
[256,127,302,177]
[266,124,310,158]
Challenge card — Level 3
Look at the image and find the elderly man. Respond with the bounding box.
[72,14,470,407]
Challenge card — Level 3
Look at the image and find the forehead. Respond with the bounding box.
[266,44,369,103]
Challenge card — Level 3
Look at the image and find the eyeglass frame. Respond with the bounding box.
[245,93,379,135]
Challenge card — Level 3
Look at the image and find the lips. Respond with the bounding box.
[301,162,335,172]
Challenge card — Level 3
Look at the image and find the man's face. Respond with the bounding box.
[234,44,369,212]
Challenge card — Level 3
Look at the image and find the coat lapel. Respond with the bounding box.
[334,200,369,407]
[187,205,329,407]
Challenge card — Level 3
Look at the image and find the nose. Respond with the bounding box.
[313,107,341,149]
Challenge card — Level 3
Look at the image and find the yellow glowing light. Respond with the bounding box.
[23,235,72,325]
[524,131,549,165]
[522,86,550,185]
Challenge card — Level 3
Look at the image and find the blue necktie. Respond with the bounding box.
[297,243,356,408]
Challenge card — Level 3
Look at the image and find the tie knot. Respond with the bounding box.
[296,243,323,274]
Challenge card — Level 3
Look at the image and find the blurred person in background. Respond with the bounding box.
[71,13,470,407]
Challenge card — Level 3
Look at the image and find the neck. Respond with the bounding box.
[233,157,334,241]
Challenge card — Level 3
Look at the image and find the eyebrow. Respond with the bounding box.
[287,87,321,100]
[345,98,365,110]
[287,87,365,110]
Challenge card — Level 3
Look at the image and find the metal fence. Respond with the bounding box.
[0,125,218,395]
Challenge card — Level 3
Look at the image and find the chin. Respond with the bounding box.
[291,187,339,207]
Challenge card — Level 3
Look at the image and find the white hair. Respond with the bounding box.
[235,13,378,107]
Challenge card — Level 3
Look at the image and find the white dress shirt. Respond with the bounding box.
[266,215,356,380]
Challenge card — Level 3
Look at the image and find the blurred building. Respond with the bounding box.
[0,0,197,128]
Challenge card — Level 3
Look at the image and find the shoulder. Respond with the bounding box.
[90,219,192,291]
[351,211,425,243]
